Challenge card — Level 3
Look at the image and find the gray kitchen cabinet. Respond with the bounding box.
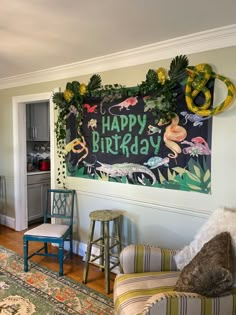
[27,172,50,223]
[26,102,50,141]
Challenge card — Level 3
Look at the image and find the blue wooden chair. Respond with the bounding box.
[23,189,75,276]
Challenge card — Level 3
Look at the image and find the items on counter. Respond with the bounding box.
[38,159,50,171]
[27,152,50,172]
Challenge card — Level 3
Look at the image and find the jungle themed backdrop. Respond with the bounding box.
[53,55,235,194]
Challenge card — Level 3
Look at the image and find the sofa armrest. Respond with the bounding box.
[120,244,179,274]
[142,290,235,315]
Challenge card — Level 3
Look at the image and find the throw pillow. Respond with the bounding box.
[175,232,234,297]
[174,207,236,285]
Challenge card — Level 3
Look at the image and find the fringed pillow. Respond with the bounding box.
[175,232,234,297]
[174,207,236,286]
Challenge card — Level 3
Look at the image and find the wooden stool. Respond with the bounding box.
[83,210,122,294]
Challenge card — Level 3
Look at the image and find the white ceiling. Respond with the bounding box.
[1,0,236,80]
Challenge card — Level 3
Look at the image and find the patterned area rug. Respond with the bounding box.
[0,246,113,314]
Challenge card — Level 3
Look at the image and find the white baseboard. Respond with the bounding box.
[0,214,15,230]
[65,240,120,274]
[62,239,87,258]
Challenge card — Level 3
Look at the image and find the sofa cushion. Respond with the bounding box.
[114,269,236,315]
[114,271,179,315]
[143,291,236,315]
[174,207,236,285]
[175,232,234,297]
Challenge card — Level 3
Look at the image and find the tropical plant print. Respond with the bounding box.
[65,80,213,194]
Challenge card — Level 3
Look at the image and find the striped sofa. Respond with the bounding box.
[114,244,236,315]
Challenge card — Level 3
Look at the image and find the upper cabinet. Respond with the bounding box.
[26,102,50,141]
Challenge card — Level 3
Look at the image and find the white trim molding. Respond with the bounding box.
[78,190,212,219]
[12,92,53,231]
[0,25,235,90]
[0,214,15,230]
[68,241,120,274]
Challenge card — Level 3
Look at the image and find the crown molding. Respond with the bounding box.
[0,24,235,90]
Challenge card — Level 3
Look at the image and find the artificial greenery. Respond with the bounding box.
[53,74,102,142]
[52,55,189,186]
[139,54,188,123]
[53,55,188,142]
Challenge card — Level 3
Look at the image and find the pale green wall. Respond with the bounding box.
[0,46,236,249]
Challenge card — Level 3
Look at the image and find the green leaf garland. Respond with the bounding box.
[53,55,189,187]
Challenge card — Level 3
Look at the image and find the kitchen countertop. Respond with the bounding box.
[27,170,51,175]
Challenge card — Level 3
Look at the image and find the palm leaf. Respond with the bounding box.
[168,55,189,81]
[66,82,73,90]
[146,69,157,83]
[72,81,80,95]
[87,74,102,91]
[52,92,67,108]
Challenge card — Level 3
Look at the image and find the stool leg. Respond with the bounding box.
[115,218,122,273]
[100,221,104,271]
[83,220,95,284]
[104,220,110,294]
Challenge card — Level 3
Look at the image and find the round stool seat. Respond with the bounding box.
[89,210,120,222]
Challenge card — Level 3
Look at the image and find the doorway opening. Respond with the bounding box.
[12,91,56,231]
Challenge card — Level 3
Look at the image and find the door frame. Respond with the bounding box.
[12,91,56,231]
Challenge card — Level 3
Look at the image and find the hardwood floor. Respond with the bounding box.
[0,225,115,299]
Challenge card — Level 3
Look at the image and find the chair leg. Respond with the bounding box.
[59,243,64,276]
[83,220,95,284]
[104,221,110,294]
[44,242,48,254]
[23,239,29,272]
[70,230,73,259]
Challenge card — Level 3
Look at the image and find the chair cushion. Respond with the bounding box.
[114,271,179,315]
[24,223,69,238]
[175,232,234,297]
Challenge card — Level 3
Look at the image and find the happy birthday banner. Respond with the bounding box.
[65,83,213,194]
[53,55,236,192]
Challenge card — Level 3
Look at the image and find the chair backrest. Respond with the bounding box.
[44,189,75,225]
